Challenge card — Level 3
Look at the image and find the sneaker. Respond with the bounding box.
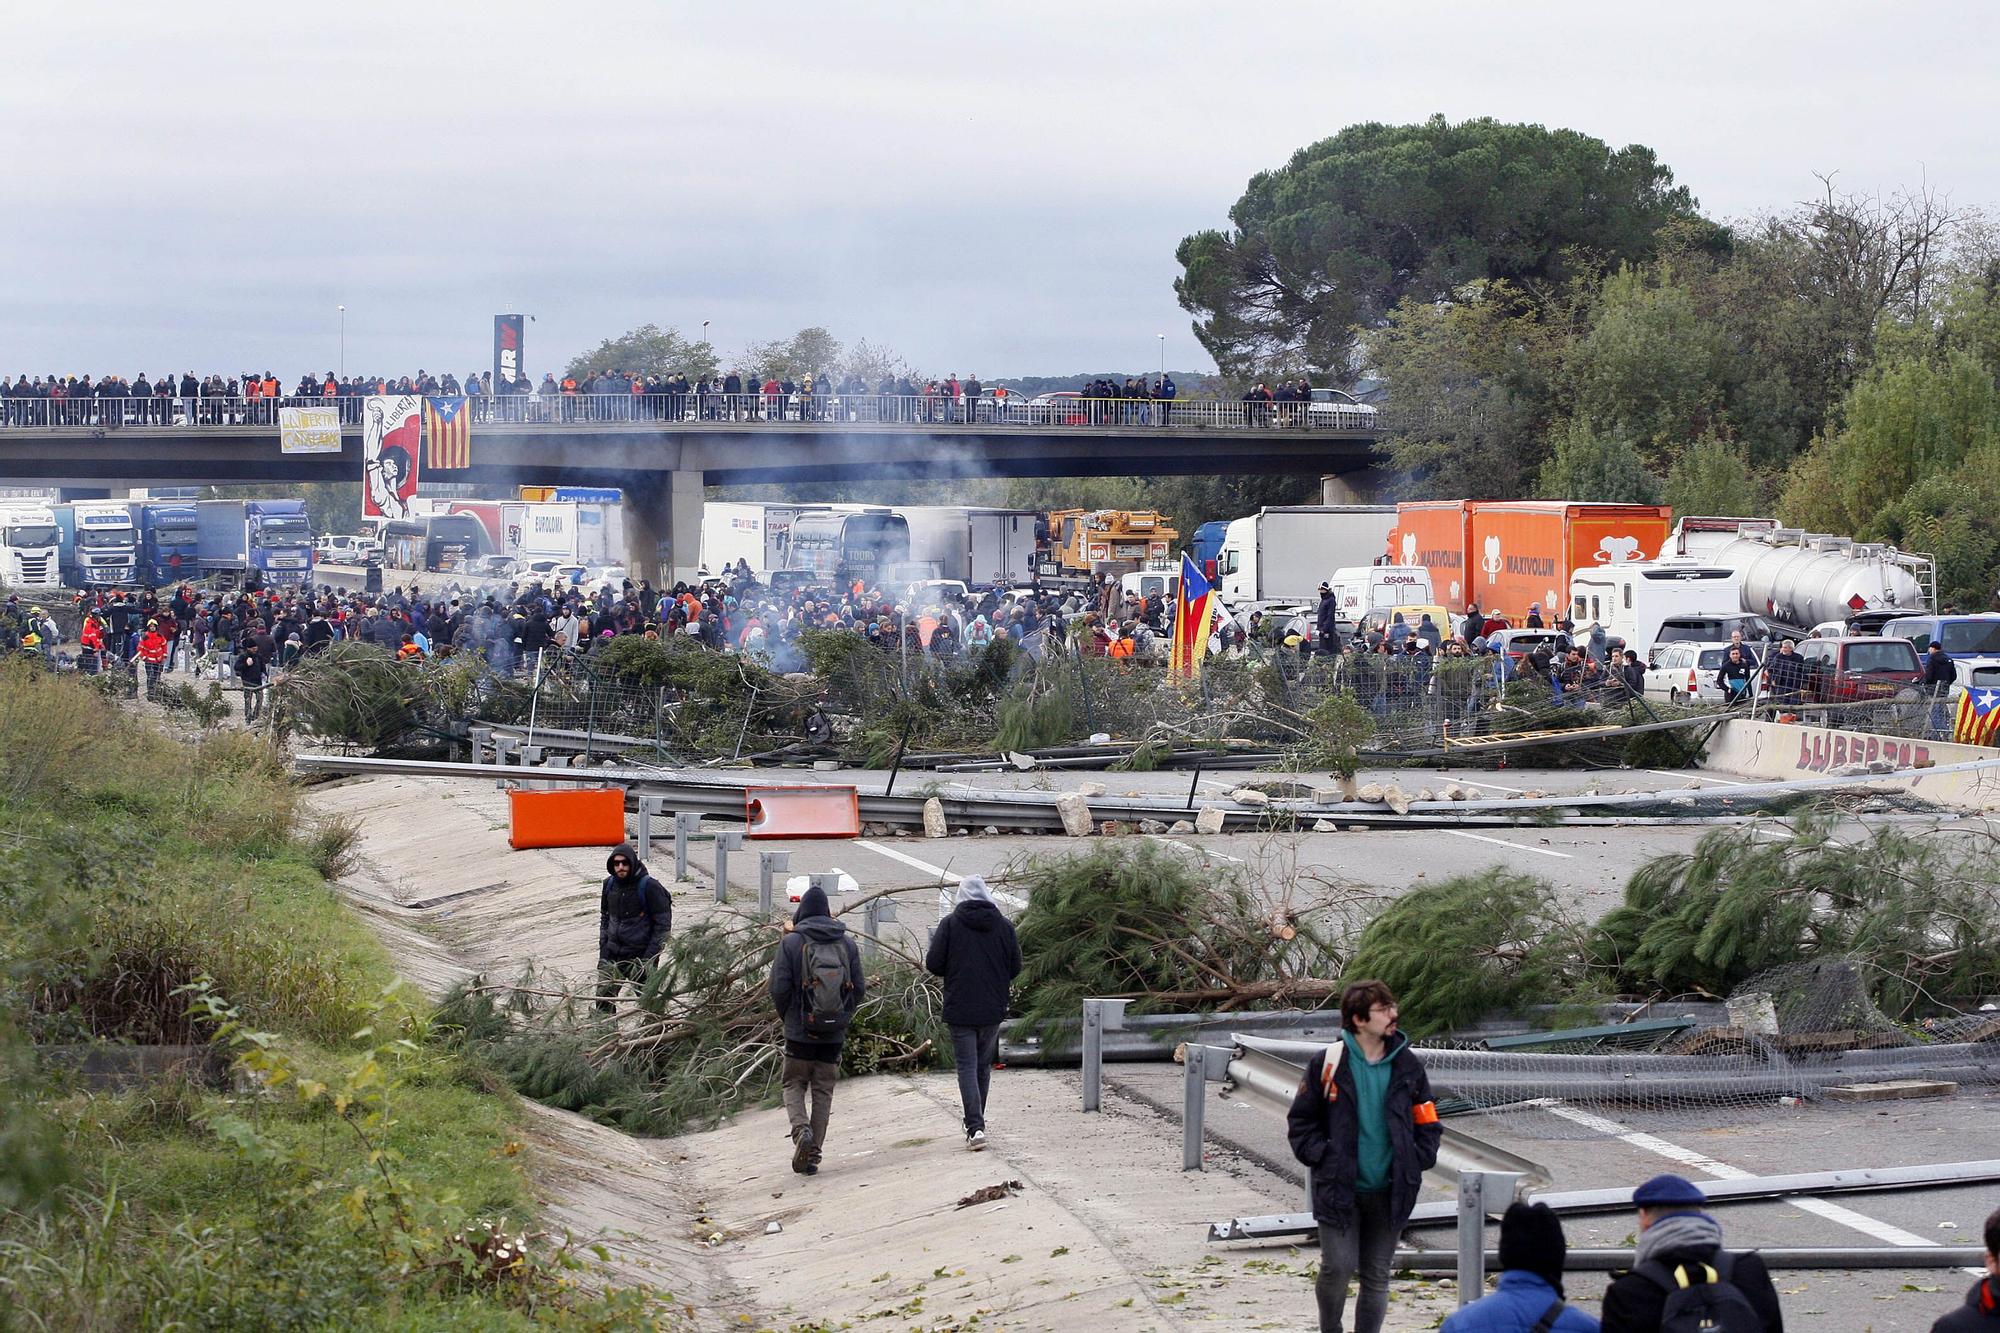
[791,1126,816,1174]
[967,1130,987,1152]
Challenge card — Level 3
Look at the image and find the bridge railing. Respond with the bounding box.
[0,393,1383,433]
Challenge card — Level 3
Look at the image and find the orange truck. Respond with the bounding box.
[1388,501,1673,625]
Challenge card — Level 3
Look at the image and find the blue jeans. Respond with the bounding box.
[1316,1188,1395,1333]
[951,1023,1000,1133]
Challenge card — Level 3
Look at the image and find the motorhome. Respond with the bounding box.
[1568,560,1744,653]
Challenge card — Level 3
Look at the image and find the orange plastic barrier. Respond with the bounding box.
[744,785,860,839]
[508,786,628,850]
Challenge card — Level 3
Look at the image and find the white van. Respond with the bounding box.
[1569,561,1743,653]
[1327,565,1433,628]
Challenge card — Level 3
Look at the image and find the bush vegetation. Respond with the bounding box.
[0,661,677,1327]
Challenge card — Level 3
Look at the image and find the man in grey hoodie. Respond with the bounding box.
[925,875,1022,1151]
[769,885,864,1175]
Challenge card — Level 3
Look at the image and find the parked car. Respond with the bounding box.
[1025,391,1086,425]
[1795,635,1926,704]
[1648,612,1776,664]
[1951,656,2000,701]
[1485,628,1570,663]
[1880,613,2000,663]
[1644,641,1766,703]
[1306,388,1380,425]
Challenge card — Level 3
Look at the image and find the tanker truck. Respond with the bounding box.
[1670,518,1936,634]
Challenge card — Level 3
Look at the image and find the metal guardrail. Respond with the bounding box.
[0,393,1384,433]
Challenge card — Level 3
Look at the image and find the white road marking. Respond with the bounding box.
[1439,829,1574,860]
[1452,777,1526,794]
[853,839,1027,907]
[1537,1101,1974,1266]
[1644,768,1751,787]
[1146,834,1245,864]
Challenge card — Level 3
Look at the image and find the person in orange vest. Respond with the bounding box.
[79,612,106,673]
[397,635,426,662]
[322,375,338,398]
[1107,623,1137,659]
[135,619,170,693]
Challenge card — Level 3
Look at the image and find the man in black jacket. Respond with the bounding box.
[595,843,673,1013]
[924,875,1022,1152]
[1287,980,1442,1333]
[1601,1174,1783,1332]
[769,885,864,1175]
[1932,1204,1999,1330]
[1316,584,1342,656]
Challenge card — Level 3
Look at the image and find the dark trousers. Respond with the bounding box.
[1315,1189,1395,1333]
[950,1022,1000,1133]
[782,1055,838,1153]
[595,955,651,1012]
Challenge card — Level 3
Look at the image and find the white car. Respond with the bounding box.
[1306,388,1380,424]
[1644,640,1765,703]
[557,563,630,590]
[1951,656,2000,700]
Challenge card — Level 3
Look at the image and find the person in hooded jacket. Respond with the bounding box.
[1442,1201,1598,1331]
[596,844,673,1013]
[1600,1174,1782,1332]
[1931,1204,2000,1331]
[768,885,864,1175]
[1287,979,1442,1333]
[924,876,1022,1152]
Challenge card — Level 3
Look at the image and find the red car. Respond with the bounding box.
[1795,635,1925,703]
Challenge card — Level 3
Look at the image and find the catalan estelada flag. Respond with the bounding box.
[1168,551,1215,679]
[1954,683,2000,746]
[423,395,471,470]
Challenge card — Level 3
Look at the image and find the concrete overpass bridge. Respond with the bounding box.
[0,394,1392,583]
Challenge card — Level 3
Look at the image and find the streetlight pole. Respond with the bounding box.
[338,305,346,377]
[1157,333,1165,378]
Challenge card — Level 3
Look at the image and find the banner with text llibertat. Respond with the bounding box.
[279,405,341,454]
[362,395,422,520]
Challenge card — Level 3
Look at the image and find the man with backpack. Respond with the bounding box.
[1287,980,1442,1333]
[769,885,864,1176]
[1930,1204,1999,1330]
[1442,1200,1597,1331]
[924,875,1022,1152]
[595,844,673,1013]
[1601,1174,1783,1332]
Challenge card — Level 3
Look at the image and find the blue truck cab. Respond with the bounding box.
[133,503,201,585]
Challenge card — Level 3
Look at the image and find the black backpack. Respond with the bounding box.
[1638,1251,1762,1333]
[798,932,854,1040]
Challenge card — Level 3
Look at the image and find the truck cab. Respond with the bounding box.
[57,501,138,587]
[0,503,62,588]
[248,502,314,586]
[135,503,200,585]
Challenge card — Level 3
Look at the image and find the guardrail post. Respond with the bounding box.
[712,830,745,903]
[860,895,898,956]
[633,796,662,852]
[1183,1044,1209,1170]
[808,871,845,901]
[672,812,701,882]
[1081,998,1130,1112]
[1456,1172,1487,1307]
[469,726,492,765]
[757,850,790,915]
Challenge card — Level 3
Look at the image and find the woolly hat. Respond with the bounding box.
[794,884,830,923]
[1498,1201,1567,1292]
[956,875,993,905]
[1632,1173,1706,1209]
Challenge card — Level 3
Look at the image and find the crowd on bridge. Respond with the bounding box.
[0,367,1200,429]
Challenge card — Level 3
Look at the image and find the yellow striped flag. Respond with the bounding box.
[423,395,472,470]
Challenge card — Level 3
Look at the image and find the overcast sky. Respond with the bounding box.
[3,1,1995,382]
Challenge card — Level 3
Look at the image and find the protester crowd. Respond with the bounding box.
[0,368,1187,429]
